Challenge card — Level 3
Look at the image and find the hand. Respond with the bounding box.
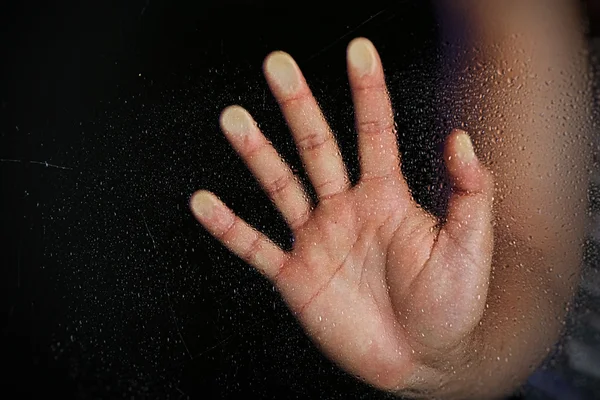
[190,38,494,393]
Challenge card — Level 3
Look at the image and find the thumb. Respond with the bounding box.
[398,130,496,352]
[442,128,494,295]
[444,128,493,197]
[404,130,495,351]
[443,128,494,241]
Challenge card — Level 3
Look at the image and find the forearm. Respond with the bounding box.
[430,0,592,398]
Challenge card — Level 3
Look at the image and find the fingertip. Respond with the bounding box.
[263,51,301,96]
[189,190,217,219]
[347,37,373,53]
[263,50,291,71]
[445,129,486,193]
[449,129,475,164]
[220,104,242,120]
[220,105,253,136]
[347,37,377,77]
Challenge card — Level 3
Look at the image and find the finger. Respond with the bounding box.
[405,130,494,350]
[220,105,311,230]
[190,190,288,279]
[440,129,494,317]
[444,129,494,207]
[263,51,349,200]
[347,38,401,181]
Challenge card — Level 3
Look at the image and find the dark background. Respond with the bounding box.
[1,1,596,399]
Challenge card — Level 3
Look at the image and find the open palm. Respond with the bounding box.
[190,38,494,392]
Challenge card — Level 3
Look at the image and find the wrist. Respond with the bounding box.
[394,331,487,399]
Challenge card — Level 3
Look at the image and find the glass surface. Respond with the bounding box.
[2,1,599,398]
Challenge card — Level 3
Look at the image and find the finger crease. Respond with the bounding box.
[357,119,395,137]
[279,90,312,107]
[219,217,238,243]
[297,132,333,152]
[244,139,270,159]
[265,173,293,197]
[360,170,398,183]
[290,210,312,231]
[316,181,347,201]
[353,83,388,93]
[243,235,262,264]
[272,257,288,280]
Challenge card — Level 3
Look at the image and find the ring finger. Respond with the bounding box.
[220,105,312,230]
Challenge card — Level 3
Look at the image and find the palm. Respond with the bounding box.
[278,176,437,387]
[191,38,494,392]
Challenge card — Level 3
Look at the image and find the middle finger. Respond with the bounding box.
[263,51,350,200]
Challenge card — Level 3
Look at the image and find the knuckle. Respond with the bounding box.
[313,178,339,198]
[354,82,387,94]
[290,210,311,231]
[297,131,332,152]
[243,236,262,262]
[357,119,395,136]
[219,218,238,243]
[279,90,311,108]
[265,173,293,197]
[244,140,269,159]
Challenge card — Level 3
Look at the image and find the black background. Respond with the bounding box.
[1,0,575,399]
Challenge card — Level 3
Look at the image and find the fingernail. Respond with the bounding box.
[191,191,216,219]
[265,52,301,96]
[348,38,376,76]
[221,105,253,136]
[455,132,475,163]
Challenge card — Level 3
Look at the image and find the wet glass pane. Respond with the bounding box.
[2,0,599,398]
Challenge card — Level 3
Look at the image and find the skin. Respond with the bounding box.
[432,0,591,397]
[191,38,494,395]
[189,1,591,397]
